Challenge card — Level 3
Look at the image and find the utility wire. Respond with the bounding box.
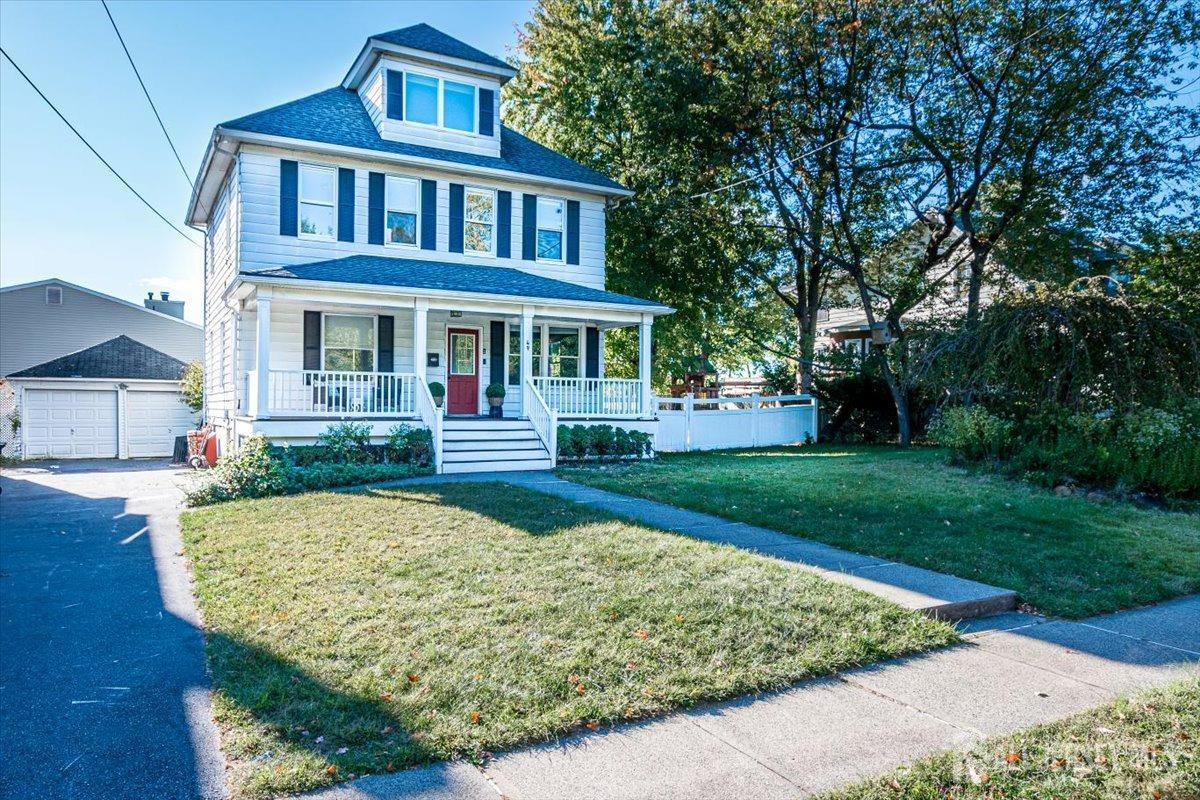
[0,46,202,248]
[101,0,193,189]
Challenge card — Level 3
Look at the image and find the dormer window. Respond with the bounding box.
[404,73,438,125]
[443,80,476,132]
[298,164,336,239]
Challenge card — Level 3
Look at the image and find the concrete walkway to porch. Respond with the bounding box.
[303,472,1200,800]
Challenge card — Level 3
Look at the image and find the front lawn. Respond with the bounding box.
[816,678,1200,800]
[560,446,1200,618]
[182,482,956,798]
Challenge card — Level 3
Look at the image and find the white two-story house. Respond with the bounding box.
[186,24,672,472]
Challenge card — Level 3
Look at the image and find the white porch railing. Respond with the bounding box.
[264,370,419,416]
[524,380,558,467]
[531,377,644,418]
[414,376,444,473]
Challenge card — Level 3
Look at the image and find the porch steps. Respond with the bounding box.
[441,417,554,474]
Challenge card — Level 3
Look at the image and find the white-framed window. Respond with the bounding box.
[464,187,495,255]
[385,175,419,247]
[506,323,544,385]
[298,163,336,240]
[536,197,565,262]
[443,80,476,132]
[45,285,63,305]
[404,73,439,125]
[547,326,580,378]
[323,314,376,372]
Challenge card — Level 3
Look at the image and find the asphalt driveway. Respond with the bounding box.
[0,459,225,800]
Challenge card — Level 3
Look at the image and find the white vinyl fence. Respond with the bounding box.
[654,394,818,452]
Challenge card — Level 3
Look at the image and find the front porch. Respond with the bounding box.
[228,278,663,470]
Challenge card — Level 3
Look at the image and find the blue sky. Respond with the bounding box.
[0,0,534,322]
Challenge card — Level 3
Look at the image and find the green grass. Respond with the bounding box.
[815,678,1200,800]
[559,446,1200,618]
[182,482,956,798]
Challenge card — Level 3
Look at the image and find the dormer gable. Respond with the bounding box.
[344,24,515,158]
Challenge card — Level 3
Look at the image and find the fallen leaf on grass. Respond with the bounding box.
[325,765,338,776]
[407,673,420,683]
[585,720,600,731]
[1005,752,1021,763]
[634,629,649,640]
[470,711,482,724]
[380,692,393,702]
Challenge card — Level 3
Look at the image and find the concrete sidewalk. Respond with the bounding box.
[310,472,1199,800]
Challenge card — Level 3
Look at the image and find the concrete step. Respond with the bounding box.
[443,448,549,463]
[442,458,555,473]
[444,428,538,442]
[444,437,544,452]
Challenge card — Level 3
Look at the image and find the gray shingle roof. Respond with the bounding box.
[10,336,189,381]
[242,255,667,309]
[220,88,627,193]
[371,24,512,72]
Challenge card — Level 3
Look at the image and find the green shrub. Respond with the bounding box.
[385,424,434,467]
[428,381,445,398]
[929,406,1015,462]
[485,382,506,399]
[556,424,653,461]
[280,462,422,494]
[317,421,373,464]
[185,435,286,506]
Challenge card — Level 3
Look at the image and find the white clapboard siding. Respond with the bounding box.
[236,146,608,290]
[204,168,241,420]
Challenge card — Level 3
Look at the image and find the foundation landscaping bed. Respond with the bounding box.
[559,445,1200,618]
[181,482,957,797]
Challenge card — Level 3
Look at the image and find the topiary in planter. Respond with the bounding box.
[428,381,445,407]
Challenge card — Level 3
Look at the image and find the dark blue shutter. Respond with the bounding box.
[368,172,384,245]
[522,193,537,260]
[337,168,355,242]
[420,179,437,250]
[585,327,600,378]
[478,88,495,136]
[497,191,512,258]
[386,70,403,120]
[489,321,506,386]
[448,183,464,253]
[279,160,298,236]
[378,315,394,372]
[566,200,580,265]
[303,311,321,370]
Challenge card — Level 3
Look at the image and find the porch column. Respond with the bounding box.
[255,290,271,419]
[413,299,428,382]
[639,313,653,418]
[519,306,534,394]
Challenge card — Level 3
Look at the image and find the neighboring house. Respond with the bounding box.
[186,24,673,473]
[0,279,203,459]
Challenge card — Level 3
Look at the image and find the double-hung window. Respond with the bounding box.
[299,164,336,239]
[536,197,565,261]
[323,314,375,372]
[465,187,495,255]
[443,80,476,132]
[385,176,419,247]
[548,327,579,377]
[507,324,546,384]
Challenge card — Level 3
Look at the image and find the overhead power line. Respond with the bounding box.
[0,45,201,248]
[101,0,194,189]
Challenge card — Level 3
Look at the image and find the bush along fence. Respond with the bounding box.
[655,394,818,452]
[185,422,434,506]
[556,424,653,463]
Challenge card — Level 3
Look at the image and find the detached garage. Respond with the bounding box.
[10,336,197,459]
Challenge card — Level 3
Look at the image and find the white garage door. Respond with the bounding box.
[24,389,119,458]
[126,390,198,458]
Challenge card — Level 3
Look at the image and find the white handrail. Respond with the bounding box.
[414,375,444,473]
[266,370,418,416]
[523,380,557,467]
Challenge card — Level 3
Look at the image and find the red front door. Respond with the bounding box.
[446,328,479,415]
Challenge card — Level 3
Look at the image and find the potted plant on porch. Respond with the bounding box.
[428,381,445,409]
[486,383,506,418]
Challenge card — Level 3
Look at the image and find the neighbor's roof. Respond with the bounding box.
[241,255,670,310]
[10,335,188,381]
[370,23,512,72]
[218,88,627,193]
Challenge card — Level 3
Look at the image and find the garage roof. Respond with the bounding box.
[9,336,189,381]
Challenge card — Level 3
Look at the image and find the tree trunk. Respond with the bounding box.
[876,346,911,447]
[794,308,816,394]
[965,247,987,325]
